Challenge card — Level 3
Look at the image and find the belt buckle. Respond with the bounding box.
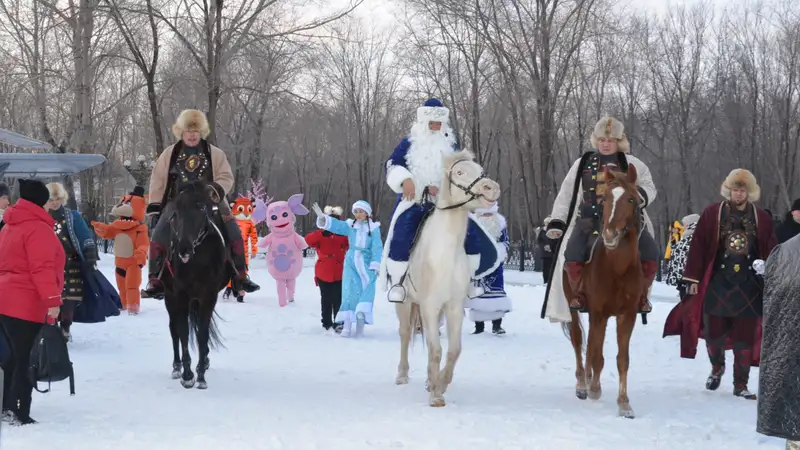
[733,264,740,273]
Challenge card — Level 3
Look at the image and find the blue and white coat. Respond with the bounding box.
[464,211,512,322]
[317,215,383,325]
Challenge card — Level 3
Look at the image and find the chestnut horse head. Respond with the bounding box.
[600,164,641,253]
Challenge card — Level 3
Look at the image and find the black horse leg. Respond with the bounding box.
[195,315,211,390]
[169,315,181,379]
[178,308,195,388]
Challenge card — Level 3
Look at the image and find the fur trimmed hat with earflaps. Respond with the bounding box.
[172,109,211,140]
[721,168,760,202]
[590,116,630,153]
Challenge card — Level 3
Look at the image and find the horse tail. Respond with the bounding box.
[188,300,225,350]
[409,302,424,349]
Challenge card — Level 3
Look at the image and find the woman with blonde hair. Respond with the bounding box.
[45,182,97,341]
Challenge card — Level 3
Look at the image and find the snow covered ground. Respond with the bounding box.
[3,257,783,449]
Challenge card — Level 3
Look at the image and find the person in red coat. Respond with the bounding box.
[305,205,348,333]
[663,169,777,400]
[0,179,65,425]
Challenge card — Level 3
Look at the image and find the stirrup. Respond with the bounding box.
[388,284,406,303]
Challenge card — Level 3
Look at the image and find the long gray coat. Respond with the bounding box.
[757,234,800,441]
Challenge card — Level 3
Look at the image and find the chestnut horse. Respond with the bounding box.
[563,165,645,418]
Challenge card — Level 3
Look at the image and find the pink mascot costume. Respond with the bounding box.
[256,193,309,307]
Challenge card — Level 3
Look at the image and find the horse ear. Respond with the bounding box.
[627,164,638,184]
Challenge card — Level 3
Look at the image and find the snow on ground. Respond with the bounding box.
[4,257,783,450]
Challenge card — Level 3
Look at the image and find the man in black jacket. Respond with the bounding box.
[537,217,555,283]
[776,199,800,244]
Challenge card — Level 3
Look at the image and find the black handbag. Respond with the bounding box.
[28,322,76,395]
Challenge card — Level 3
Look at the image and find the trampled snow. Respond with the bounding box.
[2,257,783,449]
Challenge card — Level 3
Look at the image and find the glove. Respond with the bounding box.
[146,203,161,216]
[311,202,325,218]
[752,259,765,276]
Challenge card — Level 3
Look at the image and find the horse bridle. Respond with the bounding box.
[431,159,489,210]
[604,181,644,239]
[167,202,223,260]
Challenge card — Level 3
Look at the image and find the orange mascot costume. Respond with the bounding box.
[91,186,150,315]
[224,196,259,302]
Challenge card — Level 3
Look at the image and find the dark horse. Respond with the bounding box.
[161,180,232,389]
[563,165,645,418]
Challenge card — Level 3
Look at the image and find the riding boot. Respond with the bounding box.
[639,260,658,313]
[705,342,725,391]
[144,241,167,298]
[386,259,409,303]
[564,261,586,310]
[218,201,260,294]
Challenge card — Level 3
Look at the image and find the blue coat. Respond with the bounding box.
[320,217,383,325]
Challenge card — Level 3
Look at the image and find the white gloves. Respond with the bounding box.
[311,202,327,228]
[752,259,765,275]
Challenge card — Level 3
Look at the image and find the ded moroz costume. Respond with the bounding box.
[379,98,505,303]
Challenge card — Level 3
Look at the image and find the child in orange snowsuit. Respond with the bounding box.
[224,196,259,302]
[92,186,150,314]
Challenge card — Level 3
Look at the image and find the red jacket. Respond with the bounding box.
[305,230,348,284]
[0,199,65,323]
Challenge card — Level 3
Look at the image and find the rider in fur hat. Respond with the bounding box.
[542,116,660,321]
[144,109,260,298]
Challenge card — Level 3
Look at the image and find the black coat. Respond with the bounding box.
[775,214,800,244]
[536,228,555,260]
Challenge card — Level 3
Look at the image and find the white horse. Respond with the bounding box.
[393,150,501,407]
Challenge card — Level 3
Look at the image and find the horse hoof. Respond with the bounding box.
[576,388,588,400]
[171,370,181,379]
[429,398,446,407]
[196,381,208,390]
[181,377,196,389]
[588,388,602,400]
[395,376,409,385]
[618,406,635,419]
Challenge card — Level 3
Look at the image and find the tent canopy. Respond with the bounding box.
[0,127,51,149]
[0,153,106,177]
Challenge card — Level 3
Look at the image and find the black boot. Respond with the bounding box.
[492,319,505,335]
[472,321,485,334]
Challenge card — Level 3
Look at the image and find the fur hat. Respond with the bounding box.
[351,200,372,217]
[171,109,211,140]
[417,98,450,125]
[46,182,69,203]
[590,116,630,153]
[323,205,344,217]
[0,182,10,199]
[720,168,760,202]
[680,213,700,227]
[18,179,49,207]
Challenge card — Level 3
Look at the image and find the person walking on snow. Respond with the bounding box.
[465,203,512,335]
[311,200,383,338]
[305,205,349,333]
[381,98,504,303]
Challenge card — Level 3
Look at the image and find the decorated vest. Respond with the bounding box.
[579,152,628,221]
[166,143,213,201]
[716,202,758,279]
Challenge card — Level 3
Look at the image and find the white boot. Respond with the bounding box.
[386,259,409,303]
[468,254,485,298]
[340,315,353,338]
[355,312,366,337]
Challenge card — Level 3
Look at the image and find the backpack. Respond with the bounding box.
[28,324,75,395]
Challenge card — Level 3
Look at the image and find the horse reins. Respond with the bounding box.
[433,159,489,210]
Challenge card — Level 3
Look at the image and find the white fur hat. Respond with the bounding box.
[172,109,211,140]
[45,182,69,202]
[352,200,372,216]
[323,205,344,216]
[721,168,760,202]
[590,116,630,153]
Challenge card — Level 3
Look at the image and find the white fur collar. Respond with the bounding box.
[346,218,381,231]
[471,212,506,240]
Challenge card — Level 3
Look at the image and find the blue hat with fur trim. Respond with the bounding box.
[352,200,372,217]
[417,98,449,125]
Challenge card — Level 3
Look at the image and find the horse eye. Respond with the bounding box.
[282,212,288,218]
[270,214,277,220]
[457,171,463,175]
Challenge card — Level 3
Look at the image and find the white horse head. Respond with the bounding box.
[439,150,500,211]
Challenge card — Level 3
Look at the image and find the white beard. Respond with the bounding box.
[406,121,457,192]
[477,214,505,240]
